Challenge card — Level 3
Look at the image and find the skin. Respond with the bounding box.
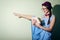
[14,6,55,32]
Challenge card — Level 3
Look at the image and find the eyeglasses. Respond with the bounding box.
[42,8,47,10]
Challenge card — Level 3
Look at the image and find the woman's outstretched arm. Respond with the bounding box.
[13,13,33,21]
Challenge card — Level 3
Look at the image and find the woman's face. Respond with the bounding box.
[42,6,49,14]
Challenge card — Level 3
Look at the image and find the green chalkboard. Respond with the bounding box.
[52,5,60,40]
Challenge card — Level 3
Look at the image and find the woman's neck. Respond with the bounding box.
[45,12,50,16]
[45,12,50,18]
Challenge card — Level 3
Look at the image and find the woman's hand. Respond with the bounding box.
[32,19,42,28]
[32,17,42,28]
[35,23,42,28]
[32,19,37,25]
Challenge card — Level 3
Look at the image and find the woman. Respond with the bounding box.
[14,1,55,40]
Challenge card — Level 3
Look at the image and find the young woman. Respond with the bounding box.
[14,1,55,40]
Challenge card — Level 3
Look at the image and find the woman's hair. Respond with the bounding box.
[42,1,52,24]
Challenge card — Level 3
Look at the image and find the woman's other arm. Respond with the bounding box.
[35,16,55,32]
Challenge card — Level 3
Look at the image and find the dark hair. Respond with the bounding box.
[42,1,52,24]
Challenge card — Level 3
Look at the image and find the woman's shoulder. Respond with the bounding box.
[50,14,55,21]
[51,14,55,19]
[52,14,55,17]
